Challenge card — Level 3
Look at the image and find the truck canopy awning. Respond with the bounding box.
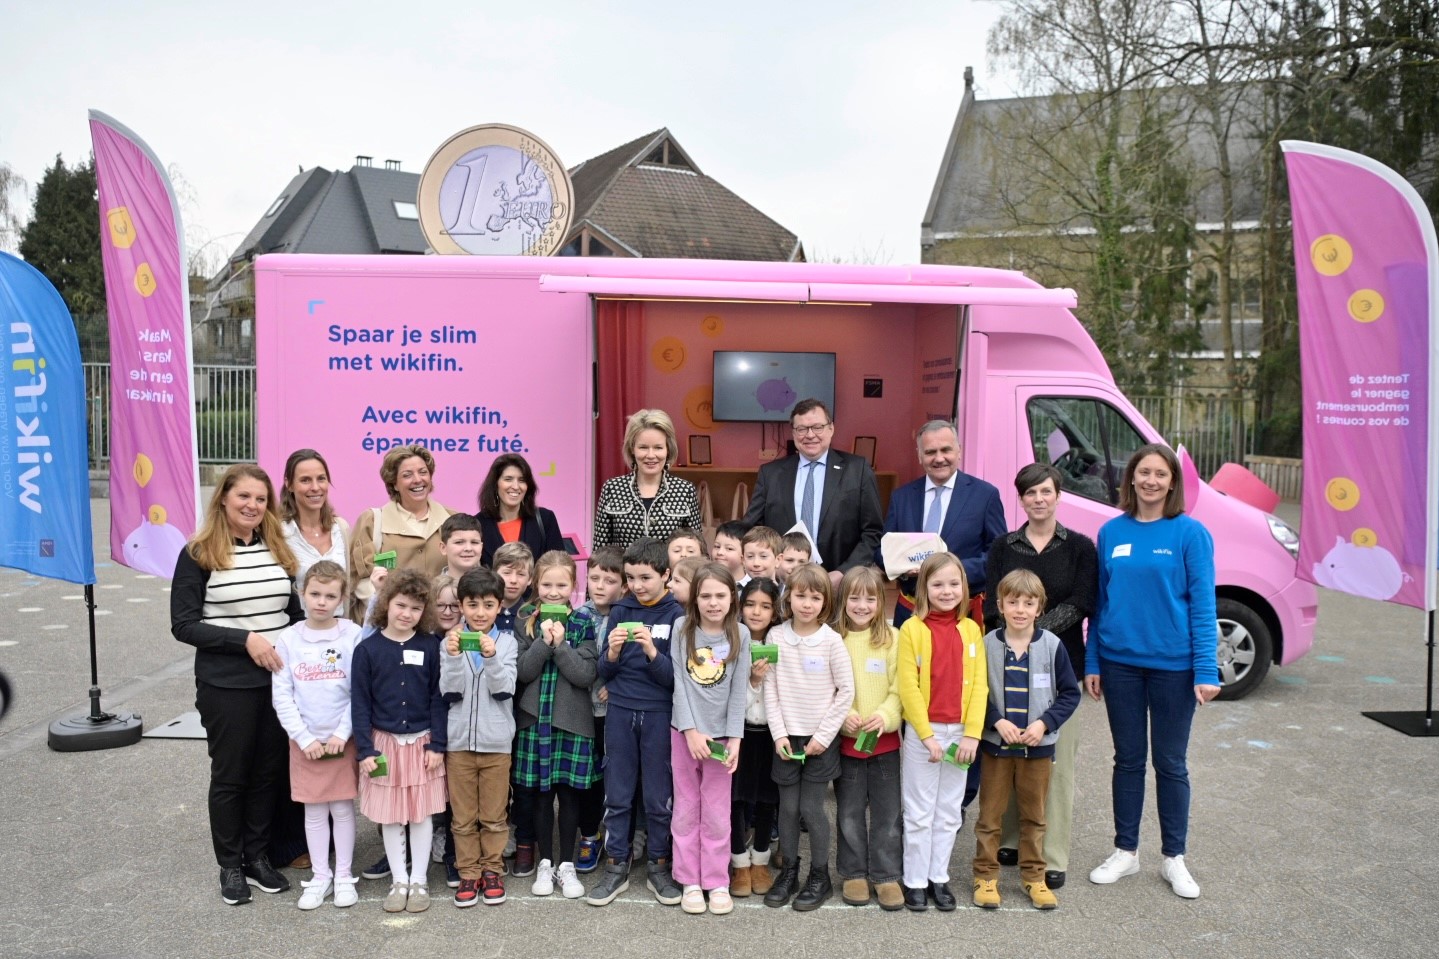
[537,274,1077,309]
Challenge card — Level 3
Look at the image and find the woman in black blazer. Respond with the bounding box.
[475,453,565,566]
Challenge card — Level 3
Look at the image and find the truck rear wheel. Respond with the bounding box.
[1214,598,1272,701]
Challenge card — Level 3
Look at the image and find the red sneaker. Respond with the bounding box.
[454,877,481,908]
[481,870,507,905]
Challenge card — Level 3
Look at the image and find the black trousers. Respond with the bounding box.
[195,681,288,868]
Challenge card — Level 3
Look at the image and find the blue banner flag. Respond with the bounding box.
[0,252,96,585]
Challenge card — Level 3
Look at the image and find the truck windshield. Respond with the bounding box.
[1026,396,1146,506]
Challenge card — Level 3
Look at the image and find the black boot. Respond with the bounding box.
[763,856,801,907]
[792,865,832,911]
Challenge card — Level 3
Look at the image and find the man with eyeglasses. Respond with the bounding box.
[743,398,883,588]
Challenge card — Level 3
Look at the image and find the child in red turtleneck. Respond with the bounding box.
[894,552,988,911]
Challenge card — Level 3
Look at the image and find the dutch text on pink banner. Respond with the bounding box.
[254,255,595,540]
[1284,141,1438,610]
[90,111,199,579]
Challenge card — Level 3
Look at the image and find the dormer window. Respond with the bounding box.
[641,138,696,172]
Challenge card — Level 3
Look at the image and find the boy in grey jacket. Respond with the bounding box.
[971,569,1079,912]
[440,568,518,907]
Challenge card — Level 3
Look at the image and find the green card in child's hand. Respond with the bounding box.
[707,739,730,762]
[943,742,971,769]
[459,631,483,652]
[369,754,389,777]
[781,745,807,763]
[539,603,570,625]
[373,550,398,570]
[751,644,779,664]
[854,729,878,754]
[617,621,643,642]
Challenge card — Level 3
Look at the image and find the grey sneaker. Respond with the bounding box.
[646,858,682,906]
[585,859,630,906]
[406,884,431,913]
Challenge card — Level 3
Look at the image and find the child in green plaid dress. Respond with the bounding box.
[513,550,598,899]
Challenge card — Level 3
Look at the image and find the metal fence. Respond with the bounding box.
[1129,389,1257,480]
[82,361,1256,479]
[84,363,256,466]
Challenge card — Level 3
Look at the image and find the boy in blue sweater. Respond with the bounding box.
[586,538,684,907]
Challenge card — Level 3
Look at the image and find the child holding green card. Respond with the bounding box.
[731,577,782,897]
[833,566,903,911]
[440,567,517,908]
[513,551,598,901]
[670,563,750,915]
[762,564,854,911]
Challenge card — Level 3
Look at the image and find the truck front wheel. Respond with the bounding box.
[1214,598,1273,701]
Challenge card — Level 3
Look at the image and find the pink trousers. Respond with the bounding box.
[670,729,733,890]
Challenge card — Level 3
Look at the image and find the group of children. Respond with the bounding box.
[269,514,1080,917]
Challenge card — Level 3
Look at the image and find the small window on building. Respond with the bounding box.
[394,201,418,220]
[588,235,615,257]
[264,195,287,218]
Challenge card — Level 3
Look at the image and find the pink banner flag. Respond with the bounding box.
[1284,141,1438,610]
[90,111,199,578]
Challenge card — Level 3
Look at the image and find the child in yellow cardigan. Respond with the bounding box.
[833,566,904,911]
[895,552,988,913]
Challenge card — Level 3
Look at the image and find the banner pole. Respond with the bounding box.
[1426,609,1435,731]
[85,583,107,723]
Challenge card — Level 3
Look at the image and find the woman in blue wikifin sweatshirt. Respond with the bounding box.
[1083,444,1219,902]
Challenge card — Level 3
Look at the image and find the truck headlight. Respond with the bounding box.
[1267,514,1300,559]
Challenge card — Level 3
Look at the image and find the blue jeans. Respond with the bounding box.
[602,704,673,862]
[1100,659,1197,857]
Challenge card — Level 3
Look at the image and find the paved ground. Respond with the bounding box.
[2,500,1437,958]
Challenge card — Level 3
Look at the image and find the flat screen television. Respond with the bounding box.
[712,351,836,422]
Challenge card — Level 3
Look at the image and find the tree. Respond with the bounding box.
[18,154,106,352]
[984,0,1207,391]
[0,160,23,252]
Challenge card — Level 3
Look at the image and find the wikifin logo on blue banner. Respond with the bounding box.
[0,252,96,585]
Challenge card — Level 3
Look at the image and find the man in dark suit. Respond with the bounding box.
[882,420,1006,627]
[743,398,884,588]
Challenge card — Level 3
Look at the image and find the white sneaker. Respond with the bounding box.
[1089,849,1140,884]
[333,877,358,908]
[1161,855,1201,898]
[431,827,447,863]
[557,861,584,899]
[532,859,555,896]
[297,877,331,910]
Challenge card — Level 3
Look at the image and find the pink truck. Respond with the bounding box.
[256,254,1316,698]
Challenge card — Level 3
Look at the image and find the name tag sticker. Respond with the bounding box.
[1033,673,1052,689]
[711,643,731,662]
[865,658,886,674]
[402,650,425,667]
[651,625,672,640]
[803,655,826,674]
[1112,543,1132,558]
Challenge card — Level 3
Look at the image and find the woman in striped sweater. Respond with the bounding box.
[172,464,304,906]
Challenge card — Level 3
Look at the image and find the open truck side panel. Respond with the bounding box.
[256,254,1315,697]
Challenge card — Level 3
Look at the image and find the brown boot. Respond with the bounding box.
[875,881,905,911]
[841,878,871,906]
[750,849,774,895]
[732,864,752,897]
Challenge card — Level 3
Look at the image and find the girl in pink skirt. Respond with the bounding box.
[272,560,365,910]
[352,568,449,913]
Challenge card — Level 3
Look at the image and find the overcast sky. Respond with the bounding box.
[0,0,1013,266]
